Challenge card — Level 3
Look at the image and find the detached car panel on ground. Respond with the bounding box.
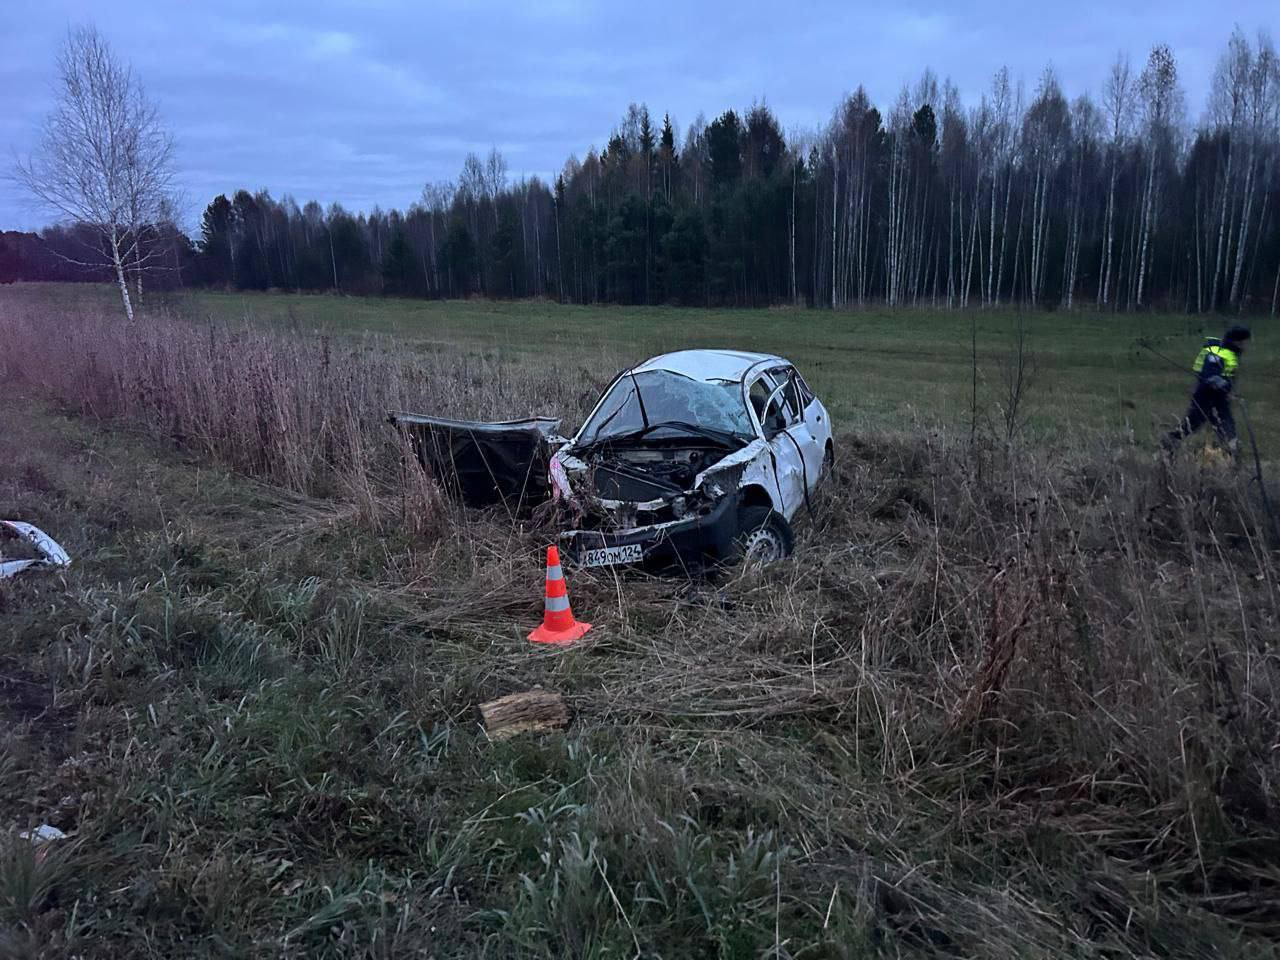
[392,349,832,571]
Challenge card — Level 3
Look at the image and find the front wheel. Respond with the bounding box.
[729,505,794,569]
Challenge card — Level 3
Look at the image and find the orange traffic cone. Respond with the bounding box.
[528,545,591,646]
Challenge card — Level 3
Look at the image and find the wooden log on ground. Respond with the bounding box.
[478,690,569,739]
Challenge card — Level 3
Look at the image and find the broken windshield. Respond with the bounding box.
[579,370,755,445]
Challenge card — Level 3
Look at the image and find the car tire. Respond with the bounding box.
[728,505,794,570]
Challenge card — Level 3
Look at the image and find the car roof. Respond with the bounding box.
[632,349,786,383]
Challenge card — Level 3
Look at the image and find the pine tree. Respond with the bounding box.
[658,114,679,200]
[381,227,416,296]
[198,195,236,287]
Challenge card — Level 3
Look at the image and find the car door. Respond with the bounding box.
[782,369,828,493]
[754,370,806,520]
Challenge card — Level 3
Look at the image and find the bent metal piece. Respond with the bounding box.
[0,521,72,579]
[389,413,562,510]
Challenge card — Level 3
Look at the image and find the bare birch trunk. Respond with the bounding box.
[328,229,339,291]
[964,168,981,307]
[1211,145,1234,309]
[986,171,997,305]
[997,166,1013,304]
[789,162,797,304]
[1099,163,1113,306]
[1193,183,1204,313]
[1135,150,1157,306]
[1229,156,1257,307]
[110,230,135,322]
[830,149,838,308]
[1011,185,1027,303]
[533,199,543,296]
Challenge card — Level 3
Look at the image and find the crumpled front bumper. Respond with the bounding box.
[559,491,741,573]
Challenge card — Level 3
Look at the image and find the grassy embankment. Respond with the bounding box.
[1,283,1279,958]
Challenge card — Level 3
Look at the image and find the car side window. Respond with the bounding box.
[763,368,799,424]
[794,371,815,408]
[759,379,796,435]
[780,370,804,421]
[748,377,772,426]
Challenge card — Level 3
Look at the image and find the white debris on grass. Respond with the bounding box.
[0,520,71,579]
[19,824,67,843]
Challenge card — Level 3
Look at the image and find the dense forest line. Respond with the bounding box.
[11,30,1280,313]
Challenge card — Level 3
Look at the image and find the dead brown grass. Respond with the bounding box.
[1,292,613,502]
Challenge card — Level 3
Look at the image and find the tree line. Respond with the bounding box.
[16,29,1280,314]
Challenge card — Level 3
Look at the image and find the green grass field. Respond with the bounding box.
[3,283,1280,958]
[198,288,1273,446]
[15,282,1276,448]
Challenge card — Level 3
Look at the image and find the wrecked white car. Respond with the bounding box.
[392,350,832,571]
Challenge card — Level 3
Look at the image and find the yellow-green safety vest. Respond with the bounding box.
[1192,343,1239,380]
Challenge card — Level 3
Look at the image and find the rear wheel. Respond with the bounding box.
[730,505,793,569]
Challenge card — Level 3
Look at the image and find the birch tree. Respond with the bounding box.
[985,68,1020,305]
[885,89,915,306]
[940,81,970,307]
[1063,95,1100,307]
[1099,54,1134,306]
[1021,69,1070,305]
[13,26,176,321]
[1134,44,1182,307]
[1227,33,1278,308]
[828,87,881,307]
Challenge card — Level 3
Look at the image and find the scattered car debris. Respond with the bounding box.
[393,350,833,572]
[19,823,67,843]
[17,823,68,865]
[479,690,570,739]
[0,520,71,579]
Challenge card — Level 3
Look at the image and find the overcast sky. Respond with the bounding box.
[1,0,1274,231]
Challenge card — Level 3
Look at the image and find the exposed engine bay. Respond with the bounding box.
[560,437,742,530]
[592,445,712,496]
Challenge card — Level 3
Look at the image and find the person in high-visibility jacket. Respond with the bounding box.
[1164,324,1251,452]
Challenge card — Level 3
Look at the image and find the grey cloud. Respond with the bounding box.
[1,0,1273,230]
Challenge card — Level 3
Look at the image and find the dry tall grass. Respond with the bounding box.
[2,294,612,498]
[3,293,1280,955]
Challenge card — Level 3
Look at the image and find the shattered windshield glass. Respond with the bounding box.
[579,370,755,444]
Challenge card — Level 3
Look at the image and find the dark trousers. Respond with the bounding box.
[1166,383,1236,447]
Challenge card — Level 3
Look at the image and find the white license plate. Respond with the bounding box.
[580,543,643,568]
